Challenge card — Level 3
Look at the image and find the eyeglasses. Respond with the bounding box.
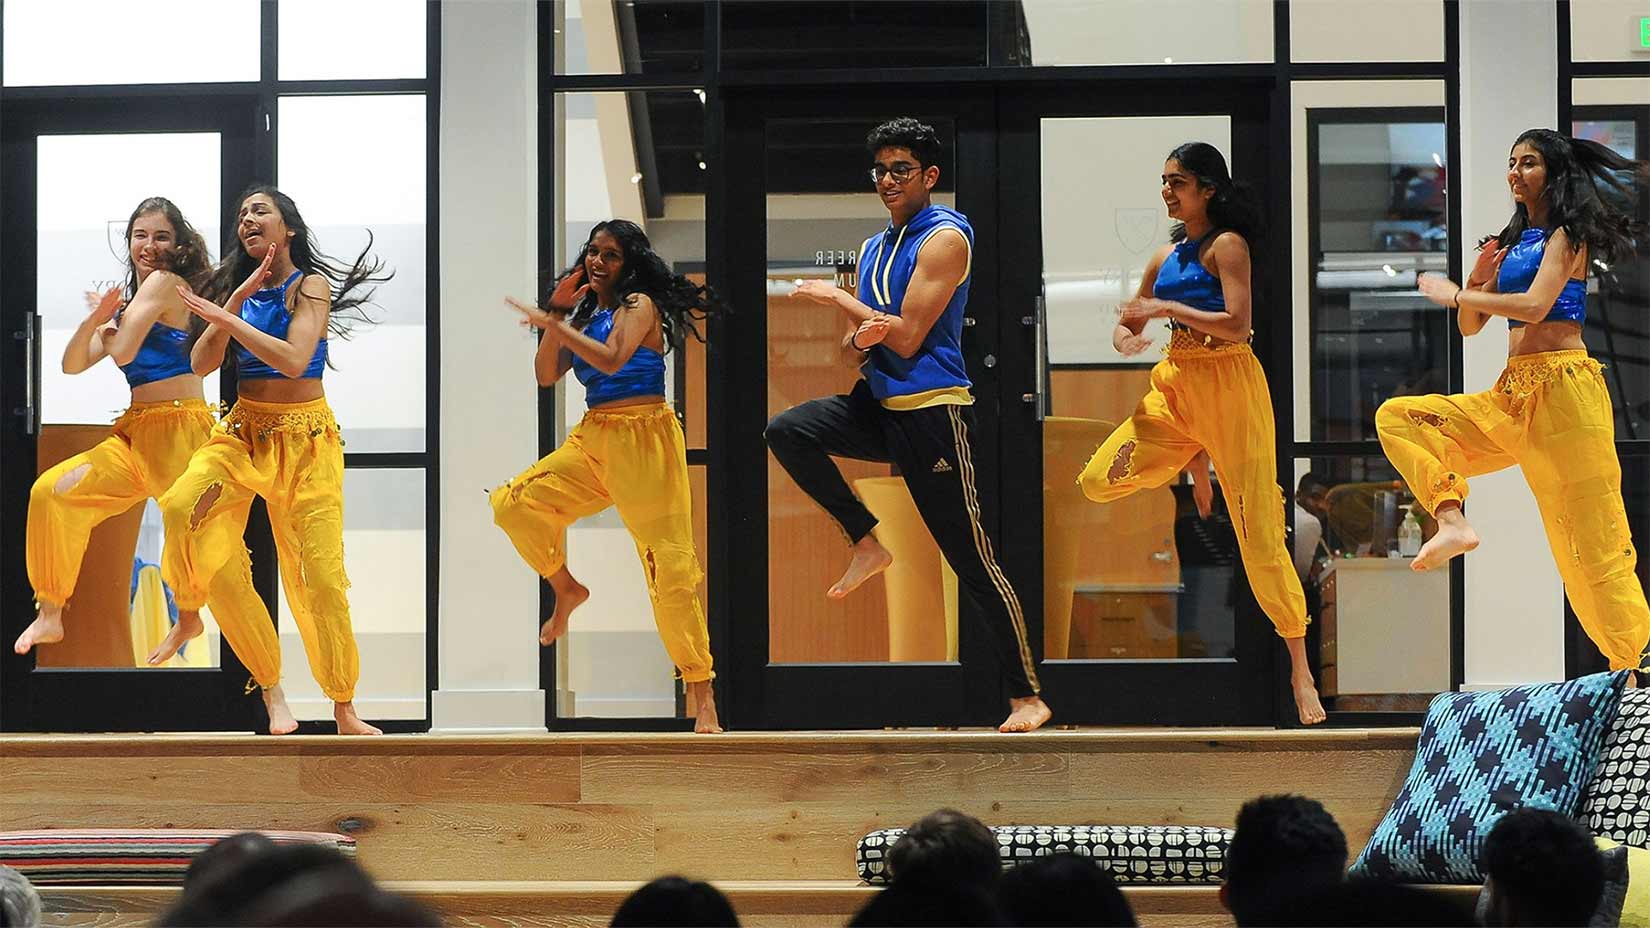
[869,163,922,185]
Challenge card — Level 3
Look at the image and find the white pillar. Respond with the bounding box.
[1458,0,1566,687]
[433,0,546,730]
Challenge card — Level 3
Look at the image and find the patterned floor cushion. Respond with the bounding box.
[0,829,356,885]
[1351,670,1628,884]
[1580,687,1650,849]
[858,824,1232,885]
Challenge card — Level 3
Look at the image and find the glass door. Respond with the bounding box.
[1,97,260,731]
[722,87,1006,728]
[995,82,1280,725]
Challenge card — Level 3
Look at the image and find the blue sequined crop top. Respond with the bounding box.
[118,315,194,388]
[1153,234,1225,326]
[571,307,666,408]
[235,270,328,379]
[1497,226,1586,328]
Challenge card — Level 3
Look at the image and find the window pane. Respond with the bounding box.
[1291,0,1443,62]
[1009,0,1271,67]
[3,0,259,86]
[724,0,987,69]
[1571,0,1650,63]
[551,91,707,717]
[1293,456,1451,712]
[1291,80,1450,443]
[1574,107,1650,439]
[279,0,426,80]
[277,468,427,721]
[553,0,704,75]
[277,95,427,454]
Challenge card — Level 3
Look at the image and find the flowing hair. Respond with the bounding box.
[1484,128,1649,265]
[556,219,727,351]
[203,184,392,340]
[120,197,215,338]
[1165,141,1265,247]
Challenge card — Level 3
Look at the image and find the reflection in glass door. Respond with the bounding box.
[1,99,258,731]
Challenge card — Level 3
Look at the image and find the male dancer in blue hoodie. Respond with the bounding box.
[766,117,1052,732]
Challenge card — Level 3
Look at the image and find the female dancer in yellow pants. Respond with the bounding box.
[17,198,260,664]
[164,186,390,735]
[1378,129,1650,674]
[1078,142,1327,725]
[495,220,725,733]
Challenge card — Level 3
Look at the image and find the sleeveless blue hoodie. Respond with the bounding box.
[856,203,974,404]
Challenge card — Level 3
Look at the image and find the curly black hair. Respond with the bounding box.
[1481,808,1604,927]
[866,117,943,170]
[1225,795,1348,925]
[557,219,727,353]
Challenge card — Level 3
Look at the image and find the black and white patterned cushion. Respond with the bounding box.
[1580,687,1650,849]
[856,824,1232,885]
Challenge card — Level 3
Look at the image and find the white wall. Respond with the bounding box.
[1459,0,1565,687]
[433,0,544,730]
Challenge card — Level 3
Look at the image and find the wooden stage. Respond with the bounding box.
[2,727,1432,927]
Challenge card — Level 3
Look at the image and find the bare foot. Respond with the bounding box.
[264,684,299,735]
[687,680,724,734]
[540,578,589,646]
[14,604,65,654]
[146,610,204,666]
[334,701,383,736]
[1294,674,1328,725]
[1412,508,1477,572]
[828,536,892,600]
[999,696,1053,733]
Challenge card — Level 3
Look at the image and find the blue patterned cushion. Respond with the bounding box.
[1351,670,1629,884]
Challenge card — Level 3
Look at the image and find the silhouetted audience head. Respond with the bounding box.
[1264,878,1477,926]
[1222,795,1348,926]
[1480,808,1605,927]
[995,853,1136,927]
[888,809,1001,891]
[0,865,41,928]
[182,832,278,892]
[849,882,1005,927]
[610,877,739,927]
[160,841,438,927]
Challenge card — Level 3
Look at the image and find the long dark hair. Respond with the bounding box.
[203,184,392,340]
[1486,128,1648,265]
[556,219,727,352]
[1165,142,1264,247]
[123,196,214,298]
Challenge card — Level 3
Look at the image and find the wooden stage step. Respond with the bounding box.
[4,728,1420,892]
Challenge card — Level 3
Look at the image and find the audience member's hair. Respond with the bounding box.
[610,876,739,927]
[1480,808,1605,927]
[182,832,279,891]
[1222,795,1348,926]
[0,865,41,928]
[995,853,1137,927]
[160,843,370,926]
[849,882,1005,927]
[1263,878,1477,926]
[887,809,1001,891]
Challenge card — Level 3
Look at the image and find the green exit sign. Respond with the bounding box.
[1642,16,1650,49]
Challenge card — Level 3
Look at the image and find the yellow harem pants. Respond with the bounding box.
[26,399,259,621]
[1376,349,1650,671]
[490,402,713,683]
[1077,336,1308,639]
[158,396,359,702]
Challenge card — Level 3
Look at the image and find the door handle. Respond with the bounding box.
[13,315,36,436]
[1020,294,1047,422]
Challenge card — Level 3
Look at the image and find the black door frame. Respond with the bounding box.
[0,96,264,731]
[721,85,1008,729]
[995,78,1280,727]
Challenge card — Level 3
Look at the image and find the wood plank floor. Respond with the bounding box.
[3,729,1420,885]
